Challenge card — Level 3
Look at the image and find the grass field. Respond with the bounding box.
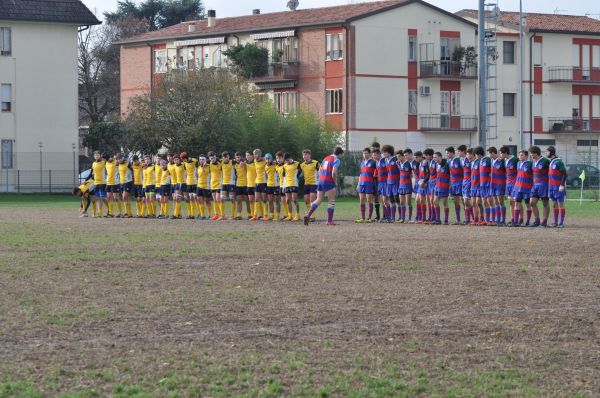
[1,195,600,397]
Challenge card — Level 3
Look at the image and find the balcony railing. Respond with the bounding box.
[251,63,300,83]
[547,66,600,83]
[419,60,477,79]
[420,115,478,131]
[548,117,600,132]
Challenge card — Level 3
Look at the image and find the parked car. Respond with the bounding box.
[566,164,600,187]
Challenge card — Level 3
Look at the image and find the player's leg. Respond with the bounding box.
[357,192,366,222]
[366,193,374,222]
[292,191,300,221]
[452,195,461,224]
[304,190,326,224]
[541,198,550,227]
[325,188,338,225]
[405,192,412,222]
[529,196,539,226]
[442,196,449,225]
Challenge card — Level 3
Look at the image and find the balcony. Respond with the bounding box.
[548,117,600,133]
[250,63,300,89]
[420,115,477,131]
[547,67,600,84]
[419,60,477,80]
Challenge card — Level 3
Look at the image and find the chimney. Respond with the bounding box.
[207,10,216,27]
[253,9,260,15]
[187,23,196,33]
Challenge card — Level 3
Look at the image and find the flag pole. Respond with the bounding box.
[580,182,584,206]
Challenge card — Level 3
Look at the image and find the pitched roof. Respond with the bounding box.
[456,9,600,35]
[0,0,100,25]
[119,0,475,45]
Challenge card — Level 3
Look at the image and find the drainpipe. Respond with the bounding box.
[344,23,351,151]
[529,32,536,147]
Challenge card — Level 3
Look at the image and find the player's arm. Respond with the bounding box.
[558,160,567,188]
[331,159,340,182]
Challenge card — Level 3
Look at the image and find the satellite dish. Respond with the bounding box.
[287,0,299,11]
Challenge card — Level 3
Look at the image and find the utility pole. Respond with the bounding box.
[519,0,525,149]
[478,0,488,147]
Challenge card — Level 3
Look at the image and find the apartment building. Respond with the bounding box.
[0,0,99,175]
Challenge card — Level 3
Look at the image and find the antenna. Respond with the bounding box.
[287,0,299,11]
[553,7,568,14]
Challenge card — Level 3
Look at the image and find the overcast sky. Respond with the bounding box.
[81,0,600,21]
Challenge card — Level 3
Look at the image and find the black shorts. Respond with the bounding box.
[255,183,267,193]
[145,186,156,194]
[267,186,280,195]
[187,184,197,193]
[221,184,234,193]
[247,187,255,196]
[134,185,144,198]
[195,188,212,198]
[279,187,286,196]
[107,184,120,193]
[285,186,299,194]
[235,186,248,196]
[121,182,133,193]
[211,189,221,194]
[161,185,172,196]
[172,183,182,192]
[303,184,317,194]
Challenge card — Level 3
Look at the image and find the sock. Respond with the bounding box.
[305,201,311,211]
[375,202,381,219]
[164,202,169,216]
[416,204,422,221]
[174,202,181,217]
[108,202,114,215]
[391,205,397,220]
[490,207,496,222]
[212,202,217,216]
[485,207,491,222]
[306,203,318,218]
[282,202,289,217]
[408,205,413,220]
[262,202,268,217]
[444,207,449,223]
[249,202,255,217]
[526,209,531,225]
[135,202,141,216]
[116,201,123,215]
[501,206,506,223]
[187,202,193,216]
[160,202,165,216]
[400,205,406,220]
[204,203,209,217]
[125,201,132,216]
[455,205,461,222]
[274,212,280,220]
[514,208,521,224]
[465,206,471,223]
[368,203,373,219]
[436,205,441,222]
[553,208,559,224]
[230,202,236,218]
[560,208,565,225]
[360,204,366,220]
[327,206,334,222]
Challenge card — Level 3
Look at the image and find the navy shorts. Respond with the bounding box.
[505,184,515,197]
[357,183,374,194]
[247,187,255,196]
[196,188,211,198]
[531,185,549,199]
[303,184,317,194]
[317,182,336,192]
[221,184,234,193]
[285,186,299,194]
[549,188,566,203]
[145,186,156,194]
[107,184,120,193]
[173,183,182,192]
[255,183,267,193]
[160,185,171,196]
[435,188,449,198]
[450,183,462,196]
[95,184,107,198]
[211,189,221,194]
[514,191,531,201]
[492,186,506,196]
[266,186,280,195]
[121,182,133,193]
[134,184,144,198]
[235,186,248,196]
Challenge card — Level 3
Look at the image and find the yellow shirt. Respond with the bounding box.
[168,162,178,184]
[221,161,235,185]
[254,159,267,184]
[276,164,285,188]
[160,168,170,186]
[132,163,144,185]
[209,161,222,190]
[300,160,319,186]
[143,166,155,188]
[246,161,256,188]
[105,160,117,185]
[266,163,278,187]
[234,162,247,187]
[197,164,210,189]
[284,161,300,187]
[118,162,132,184]
[91,160,106,185]
[184,159,198,185]
[79,179,94,194]
[154,164,162,188]
[174,164,185,185]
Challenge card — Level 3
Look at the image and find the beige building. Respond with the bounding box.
[0,0,99,190]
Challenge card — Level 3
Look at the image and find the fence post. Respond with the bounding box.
[17,170,20,193]
[49,170,52,193]
[4,169,7,193]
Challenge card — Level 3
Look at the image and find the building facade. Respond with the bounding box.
[119,0,600,164]
[0,0,99,190]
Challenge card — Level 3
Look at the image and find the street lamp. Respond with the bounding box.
[38,141,43,192]
[72,143,77,185]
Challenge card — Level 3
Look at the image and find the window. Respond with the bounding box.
[533,94,542,117]
[1,139,12,169]
[1,84,11,112]
[274,92,299,114]
[154,49,167,73]
[187,47,195,69]
[503,93,515,117]
[572,95,580,117]
[534,139,555,146]
[573,44,580,68]
[451,92,461,116]
[0,27,10,56]
[326,33,343,61]
[408,36,417,61]
[533,42,542,66]
[408,90,417,114]
[503,41,515,64]
[271,37,298,63]
[577,139,599,147]
[176,48,185,69]
[203,46,212,68]
[440,91,449,114]
[326,89,343,113]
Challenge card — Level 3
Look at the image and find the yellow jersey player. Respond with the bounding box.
[171,154,185,219]
[158,159,171,219]
[73,179,96,217]
[104,153,120,217]
[233,152,248,220]
[143,155,156,218]
[275,151,288,220]
[300,149,320,214]
[89,150,106,217]
[208,151,223,220]
[220,151,236,220]
[283,153,301,221]
[251,149,268,221]
[265,153,280,221]
[181,152,198,219]
[245,150,256,220]
[131,155,144,217]
[195,155,211,219]
[117,153,133,218]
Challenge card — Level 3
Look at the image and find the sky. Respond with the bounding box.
[81,0,600,21]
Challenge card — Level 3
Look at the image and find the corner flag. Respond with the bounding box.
[579,169,586,183]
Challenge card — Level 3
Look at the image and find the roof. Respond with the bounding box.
[119,0,476,45]
[0,0,100,25]
[456,9,600,35]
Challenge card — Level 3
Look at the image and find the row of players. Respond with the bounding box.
[77,148,328,221]
[355,143,567,227]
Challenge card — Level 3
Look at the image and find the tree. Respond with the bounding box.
[223,44,269,79]
[104,0,204,31]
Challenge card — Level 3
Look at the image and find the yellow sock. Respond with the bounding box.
[230,202,236,218]
[175,202,181,217]
[125,201,132,216]
[141,202,146,216]
[198,203,204,217]
[116,201,123,215]
[187,202,193,216]
[305,201,311,211]
[135,202,140,216]
[212,202,217,216]
[250,202,254,217]
[236,211,242,218]
[262,202,268,216]
[165,202,169,215]
[270,212,274,219]
[204,203,210,217]
[108,202,114,215]
[283,201,289,217]
[274,212,280,220]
